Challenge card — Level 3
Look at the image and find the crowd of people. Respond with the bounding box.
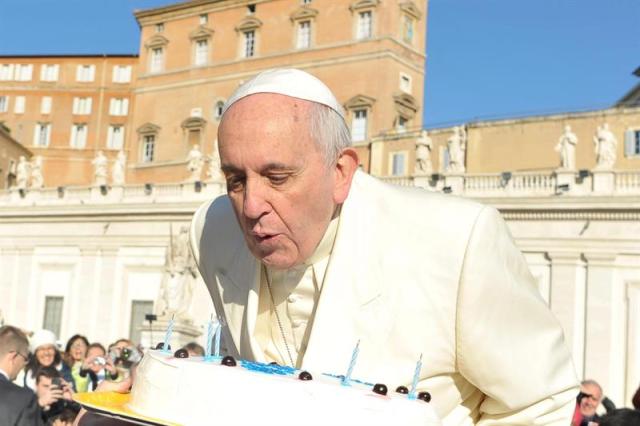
[0,325,204,425]
[2,324,640,425]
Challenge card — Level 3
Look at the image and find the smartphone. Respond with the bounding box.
[51,377,62,391]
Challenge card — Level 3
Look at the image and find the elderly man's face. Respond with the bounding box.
[579,383,602,418]
[219,93,356,269]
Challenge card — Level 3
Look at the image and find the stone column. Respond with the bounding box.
[583,253,621,402]
[547,251,586,375]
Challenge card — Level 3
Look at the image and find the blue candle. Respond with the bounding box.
[163,315,174,353]
[408,354,423,400]
[341,340,360,386]
[214,322,222,358]
[204,315,214,361]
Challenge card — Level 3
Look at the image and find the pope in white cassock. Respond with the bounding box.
[190,69,578,425]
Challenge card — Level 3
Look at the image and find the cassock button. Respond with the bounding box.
[287,295,297,303]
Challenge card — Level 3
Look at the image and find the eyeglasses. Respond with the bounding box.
[12,351,28,362]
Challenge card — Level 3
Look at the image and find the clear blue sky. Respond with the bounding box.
[1,0,638,128]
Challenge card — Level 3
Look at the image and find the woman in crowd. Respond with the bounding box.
[62,334,89,392]
[18,329,73,391]
[76,342,118,392]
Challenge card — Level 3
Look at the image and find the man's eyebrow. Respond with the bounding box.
[221,164,242,174]
[260,162,295,172]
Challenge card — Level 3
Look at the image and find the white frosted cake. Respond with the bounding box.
[128,350,441,426]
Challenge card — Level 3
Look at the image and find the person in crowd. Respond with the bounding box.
[107,339,140,382]
[35,366,79,423]
[572,379,603,426]
[183,342,205,357]
[48,407,79,426]
[19,329,73,391]
[0,325,44,425]
[62,334,89,392]
[189,68,578,424]
[77,343,118,392]
[633,383,640,410]
[598,408,640,426]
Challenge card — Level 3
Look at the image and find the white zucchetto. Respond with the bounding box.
[222,68,345,119]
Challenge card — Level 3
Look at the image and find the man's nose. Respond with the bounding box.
[243,180,270,219]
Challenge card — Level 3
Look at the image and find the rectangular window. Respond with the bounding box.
[0,96,8,113]
[15,64,33,81]
[70,124,88,149]
[357,11,372,39]
[41,96,52,114]
[403,15,414,44]
[33,123,51,147]
[109,98,129,116]
[112,65,132,83]
[107,125,124,150]
[244,31,255,58]
[0,64,14,81]
[155,23,164,33]
[150,48,164,73]
[400,73,412,93]
[129,300,154,345]
[14,96,25,114]
[391,152,406,176]
[76,65,96,82]
[40,64,59,82]
[72,97,93,115]
[624,129,640,157]
[195,39,208,66]
[297,21,311,49]
[199,14,208,25]
[142,135,155,162]
[396,116,407,132]
[351,109,367,142]
[43,296,64,337]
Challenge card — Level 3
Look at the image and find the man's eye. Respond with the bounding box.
[268,175,289,185]
[225,176,245,191]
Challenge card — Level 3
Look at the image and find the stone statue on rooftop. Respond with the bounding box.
[555,125,578,170]
[446,126,466,173]
[15,156,30,190]
[207,139,222,182]
[92,151,108,186]
[186,144,204,182]
[414,129,433,176]
[157,225,196,321]
[112,150,126,185]
[30,156,44,189]
[593,123,617,170]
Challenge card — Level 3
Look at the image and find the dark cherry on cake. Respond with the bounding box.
[222,355,237,366]
[174,349,189,358]
[298,371,313,381]
[372,383,388,396]
[156,342,171,350]
[417,391,431,402]
[395,386,409,394]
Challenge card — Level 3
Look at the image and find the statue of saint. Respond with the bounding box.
[414,129,433,176]
[446,126,466,173]
[112,150,126,185]
[593,123,618,170]
[207,139,222,182]
[156,225,195,321]
[92,151,108,186]
[15,156,30,190]
[30,156,44,189]
[186,144,204,182]
[555,125,578,170]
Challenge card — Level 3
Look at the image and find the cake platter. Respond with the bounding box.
[74,391,177,426]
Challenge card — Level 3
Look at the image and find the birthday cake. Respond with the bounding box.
[128,350,441,426]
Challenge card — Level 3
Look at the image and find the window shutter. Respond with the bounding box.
[45,124,51,147]
[52,65,59,81]
[33,124,40,146]
[89,65,96,81]
[124,66,132,82]
[86,98,93,114]
[123,99,129,115]
[624,130,635,157]
[70,125,78,147]
[107,126,114,149]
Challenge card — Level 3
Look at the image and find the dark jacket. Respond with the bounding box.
[0,373,44,426]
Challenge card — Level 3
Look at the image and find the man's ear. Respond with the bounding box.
[333,148,359,204]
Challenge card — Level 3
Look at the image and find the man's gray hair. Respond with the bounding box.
[309,103,352,167]
[581,379,603,395]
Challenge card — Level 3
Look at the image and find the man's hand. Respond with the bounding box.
[61,378,74,400]
[38,384,63,409]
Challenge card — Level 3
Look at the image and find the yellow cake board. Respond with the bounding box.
[73,392,180,426]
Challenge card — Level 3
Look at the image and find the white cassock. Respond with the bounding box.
[190,170,578,425]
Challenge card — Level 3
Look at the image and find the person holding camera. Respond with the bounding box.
[572,380,604,426]
[35,366,80,423]
[106,339,141,382]
[18,329,73,391]
[77,343,118,392]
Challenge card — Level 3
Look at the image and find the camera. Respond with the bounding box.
[93,356,107,366]
[109,345,142,367]
[51,377,62,390]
